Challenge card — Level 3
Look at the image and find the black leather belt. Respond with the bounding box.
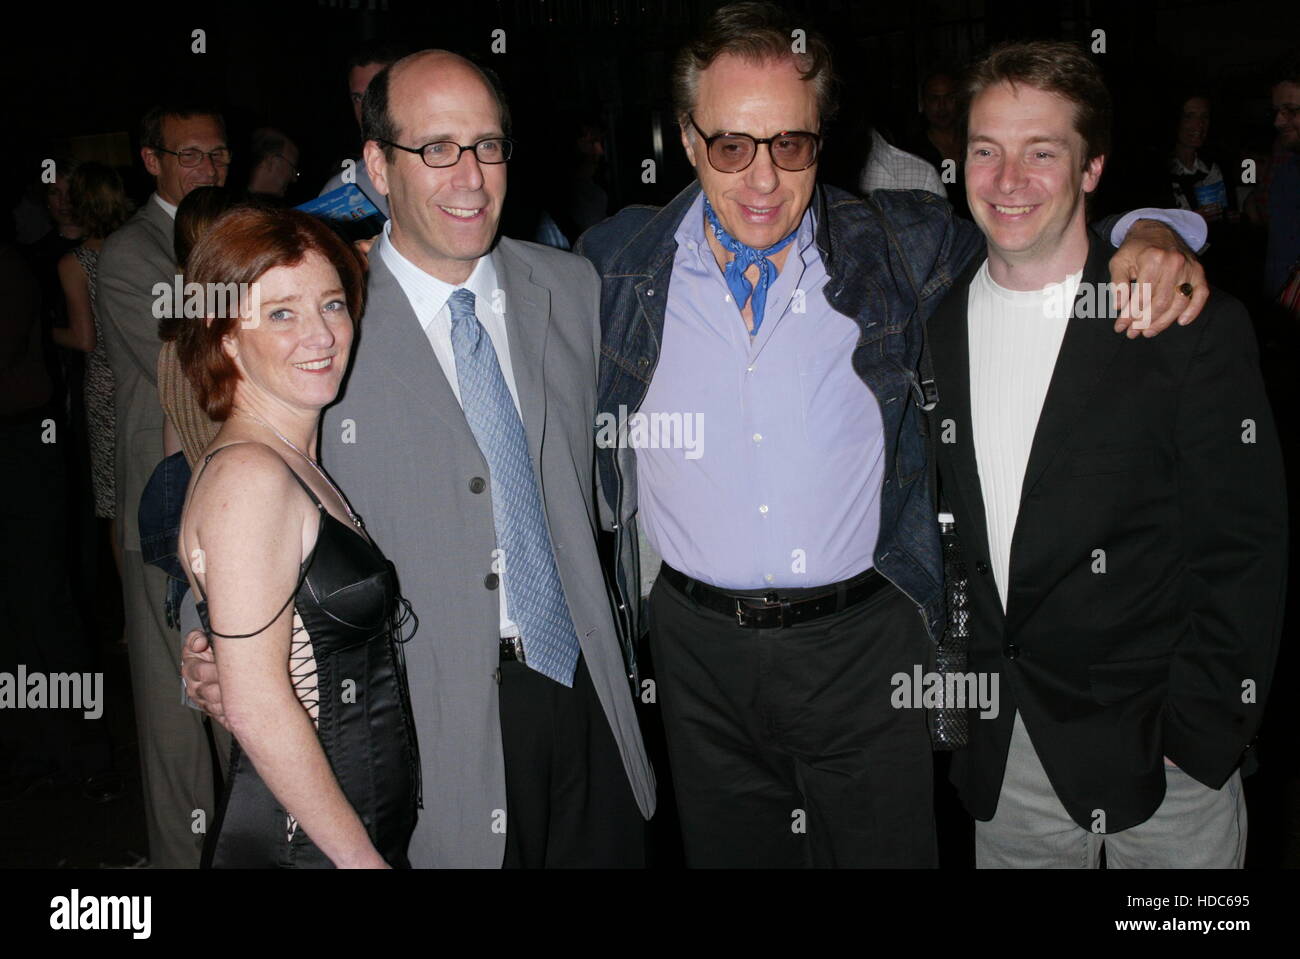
[659,564,889,629]
[500,634,526,663]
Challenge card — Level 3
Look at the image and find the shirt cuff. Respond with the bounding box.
[1110,208,1208,253]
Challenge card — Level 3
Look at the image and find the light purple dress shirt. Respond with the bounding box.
[634,193,885,590]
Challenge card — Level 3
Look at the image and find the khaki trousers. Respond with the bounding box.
[121,550,215,868]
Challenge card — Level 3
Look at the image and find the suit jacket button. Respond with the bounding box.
[976,561,990,575]
[484,573,500,590]
[493,667,501,684]
[469,476,486,493]
[1003,643,1020,660]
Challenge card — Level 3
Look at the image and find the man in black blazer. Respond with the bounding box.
[929,41,1287,867]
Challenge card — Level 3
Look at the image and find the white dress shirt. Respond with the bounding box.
[153,193,178,220]
[859,129,947,198]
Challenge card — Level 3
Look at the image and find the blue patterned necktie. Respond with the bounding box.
[447,288,580,687]
[703,196,798,336]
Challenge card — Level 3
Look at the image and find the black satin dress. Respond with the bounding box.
[193,447,421,868]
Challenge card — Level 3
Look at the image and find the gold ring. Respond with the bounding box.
[1178,282,1194,298]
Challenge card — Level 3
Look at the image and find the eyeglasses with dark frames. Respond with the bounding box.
[378,137,514,168]
[688,115,821,173]
[152,146,232,168]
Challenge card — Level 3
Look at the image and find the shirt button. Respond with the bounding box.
[758,504,769,514]
[484,573,500,590]
[752,432,763,442]
[725,294,732,302]
[469,476,486,493]
[746,366,754,373]
[764,573,774,583]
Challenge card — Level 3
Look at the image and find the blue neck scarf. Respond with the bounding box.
[702,197,798,336]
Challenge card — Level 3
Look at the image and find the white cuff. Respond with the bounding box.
[1111,208,1208,253]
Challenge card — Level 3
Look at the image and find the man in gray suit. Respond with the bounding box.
[183,51,654,867]
[98,105,229,867]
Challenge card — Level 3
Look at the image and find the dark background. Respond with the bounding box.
[11,0,1298,217]
[4,0,1298,869]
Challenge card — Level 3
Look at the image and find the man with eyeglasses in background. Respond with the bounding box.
[98,103,229,868]
[577,1,1210,868]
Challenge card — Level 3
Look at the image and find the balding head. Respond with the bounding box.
[362,50,511,161]
[361,49,512,284]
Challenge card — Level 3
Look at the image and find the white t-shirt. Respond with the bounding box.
[967,261,1079,610]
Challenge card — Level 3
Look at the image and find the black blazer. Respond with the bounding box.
[930,236,1287,833]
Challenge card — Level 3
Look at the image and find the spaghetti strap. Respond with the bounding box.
[190,442,326,639]
[280,461,327,512]
[202,575,307,640]
[193,441,255,487]
[193,442,325,513]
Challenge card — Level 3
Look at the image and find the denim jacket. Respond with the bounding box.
[575,180,987,673]
[138,450,192,628]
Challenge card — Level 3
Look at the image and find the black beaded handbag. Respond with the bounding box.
[929,512,970,750]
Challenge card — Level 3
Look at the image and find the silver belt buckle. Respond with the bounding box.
[736,591,787,628]
[504,634,526,663]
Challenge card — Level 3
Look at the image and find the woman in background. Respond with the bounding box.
[52,162,133,573]
[1164,90,1250,295]
[159,186,243,464]
[138,187,243,634]
[1168,92,1237,223]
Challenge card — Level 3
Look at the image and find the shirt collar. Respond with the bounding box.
[1170,154,1210,176]
[377,219,499,328]
[674,191,819,270]
[152,193,178,220]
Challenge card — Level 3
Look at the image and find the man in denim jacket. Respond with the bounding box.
[576,1,1208,867]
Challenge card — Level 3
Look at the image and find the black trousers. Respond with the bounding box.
[648,571,938,868]
[497,653,645,867]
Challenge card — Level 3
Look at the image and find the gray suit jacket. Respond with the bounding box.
[320,237,655,867]
[97,195,175,550]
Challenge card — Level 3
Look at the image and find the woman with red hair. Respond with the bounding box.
[177,206,418,868]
